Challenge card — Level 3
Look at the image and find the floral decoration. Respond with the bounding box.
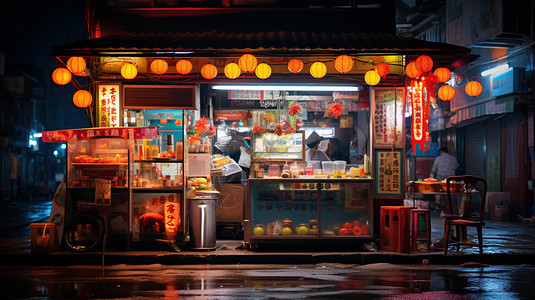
[274,123,283,136]
[209,125,216,136]
[328,102,344,119]
[295,118,304,130]
[193,117,209,135]
[252,126,267,134]
[288,102,302,117]
[264,112,275,122]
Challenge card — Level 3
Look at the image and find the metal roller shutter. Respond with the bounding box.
[464,123,485,178]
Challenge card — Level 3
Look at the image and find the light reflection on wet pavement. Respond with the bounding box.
[1,264,534,299]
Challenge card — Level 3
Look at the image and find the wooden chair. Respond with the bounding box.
[443,175,487,254]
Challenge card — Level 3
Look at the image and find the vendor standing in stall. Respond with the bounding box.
[305,131,330,162]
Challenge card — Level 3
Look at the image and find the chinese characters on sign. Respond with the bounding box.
[164,194,180,234]
[98,84,120,127]
[375,149,402,196]
[373,89,404,147]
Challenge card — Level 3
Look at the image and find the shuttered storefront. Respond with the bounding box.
[464,122,486,178]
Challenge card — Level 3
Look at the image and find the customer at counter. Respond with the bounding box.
[305,131,330,162]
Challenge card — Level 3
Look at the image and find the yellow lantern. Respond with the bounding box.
[334,55,354,73]
[224,62,241,79]
[406,61,421,79]
[438,84,455,101]
[364,70,381,86]
[52,67,72,85]
[72,90,92,108]
[255,63,272,79]
[67,57,86,74]
[239,54,257,72]
[150,59,169,75]
[416,55,433,73]
[288,59,304,73]
[433,67,451,83]
[310,62,327,78]
[465,80,482,97]
[176,60,193,75]
[201,63,218,80]
[121,63,138,79]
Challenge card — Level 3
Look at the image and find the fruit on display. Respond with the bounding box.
[253,225,265,236]
[352,226,362,236]
[343,222,353,229]
[338,227,351,235]
[361,225,369,235]
[352,220,361,228]
[281,227,292,235]
[296,224,309,235]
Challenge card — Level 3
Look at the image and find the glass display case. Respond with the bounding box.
[245,178,373,247]
[252,132,305,161]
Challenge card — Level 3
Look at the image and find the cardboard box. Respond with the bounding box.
[30,223,58,253]
[215,184,244,223]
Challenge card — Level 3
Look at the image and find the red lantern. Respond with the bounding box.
[415,55,433,73]
[224,62,241,79]
[310,62,327,78]
[255,63,272,79]
[72,90,92,108]
[201,64,218,80]
[438,85,455,101]
[465,80,482,97]
[288,59,304,73]
[334,55,354,73]
[52,67,72,85]
[433,67,451,83]
[374,62,390,78]
[150,59,169,75]
[67,57,86,74]
[176,60,193,75]
[406,61,421,79]
[238,54,257,72]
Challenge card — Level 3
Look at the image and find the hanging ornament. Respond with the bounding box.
[239,54,257,72]
[334,55,354,73]
[433,67,451,83]
[415,55,433,73]
[67,57,86,74]
[150,59,169,75]
[288,102,302,117]
[374,62,391,78]
[406,61,421,79]
[72,90,92,108]
[121,63,137,79]
[438,84,455,101]
[201,63,218,80]
[465,80,482,97]
[52,67,72,85]
[176,60,193,75]
[364,70,381,86]
[288,59,304,73]
[224,62,241,79]
[310,62,327,78]
[328,102,344,119]
[255,63,272,79]
[409,80,428,153]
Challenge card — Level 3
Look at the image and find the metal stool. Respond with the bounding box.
[411,209,431,251]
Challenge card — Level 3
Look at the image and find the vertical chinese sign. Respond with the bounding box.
[374,149,403,197]
[98,84,120,127]
[372,88,404,148]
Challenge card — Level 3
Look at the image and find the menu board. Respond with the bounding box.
[374,149,403,197]
[372,88,404,147]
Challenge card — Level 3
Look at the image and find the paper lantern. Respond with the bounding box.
[334,55,354,73]
[406,61,421,79]
[176,60,193,75]
[288,59,304,73]
[52,67,72,85]
[72,90,92,108]
[255,63,272,79]
[160,119,168,125]
[465,80,482,97]
[224,62,241,79]
[416,55,433,73]
[433,67,451,83]
[150,59,168,75]
[364,70,380,86]
[239,54,257,72]
[121,63,137,79]
[374,62,390,78]
[310,62,327,78]
[67,57,86,74]
[438,84,455,101]
[201,63,218,80]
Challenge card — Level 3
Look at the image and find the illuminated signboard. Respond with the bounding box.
[98,84,120,127]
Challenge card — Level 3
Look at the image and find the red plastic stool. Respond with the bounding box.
[412,209,431,251]
[380,206,411,253]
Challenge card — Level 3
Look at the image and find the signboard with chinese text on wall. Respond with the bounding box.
[131,192,183,241]
[98,84,121,128]
[372,88,404,147]
[374,149,403,197]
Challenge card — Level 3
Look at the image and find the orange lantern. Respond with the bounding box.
[438,84,455,101]
[121,63,137,79]
[238,54,257,72]
[201,63,218,80]
[433,67,451,83]
[160,119,168,125]
[224,62,241,79]
[374,62,390,78]
[67,57,86,74]
[255,63,272,79]
[406,61,421,79]
[364,70,381,86]
[52,67,72,85]
[150,59,169,75]
[415,55,433,73]
[465,80,482,97]
[72,90,92,108]
[334,55,354,73]
[176,60,193,75]
[288,59,304,73]
[310,61,327,78]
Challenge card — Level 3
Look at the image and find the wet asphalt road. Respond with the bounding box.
[1,263,534,299]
